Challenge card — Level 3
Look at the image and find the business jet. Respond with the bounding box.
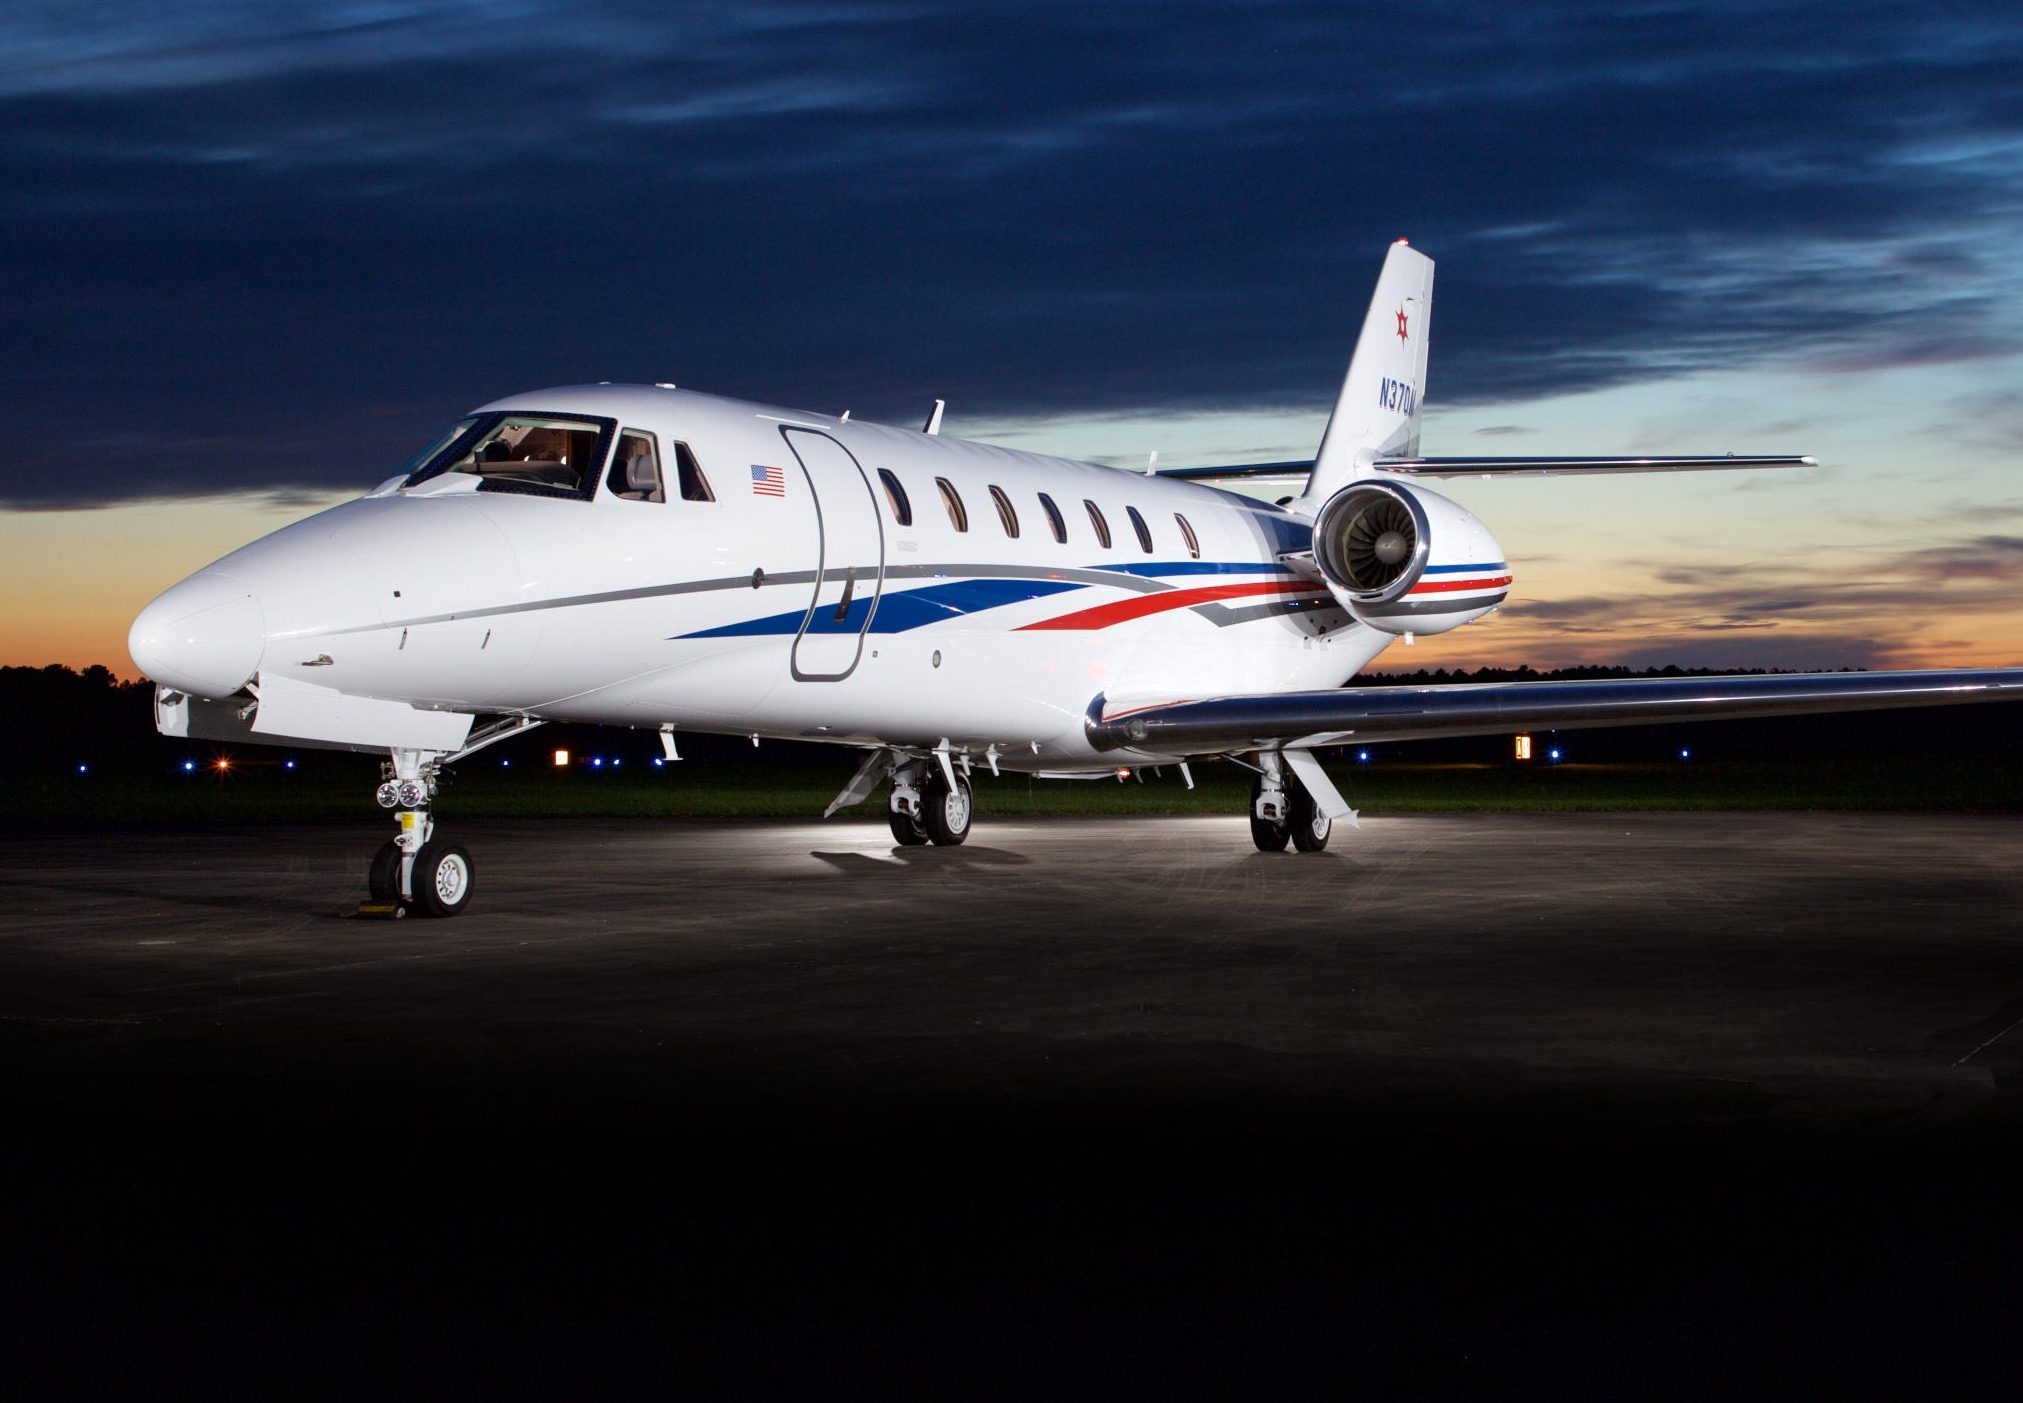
[129,241,2023,916]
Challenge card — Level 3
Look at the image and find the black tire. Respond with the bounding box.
[1248,775,1290,852]
[410,838,475,918]
[368,840,403,901]
[888,805,930,846]
[1289,782,1333,852]
[923,772,973,846]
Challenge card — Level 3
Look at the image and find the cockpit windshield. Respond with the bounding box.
[403,413,616,500]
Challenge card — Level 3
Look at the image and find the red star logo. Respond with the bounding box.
[1395,306,1409,342]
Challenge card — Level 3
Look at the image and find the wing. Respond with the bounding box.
[1086,669,2023,754]
[1158,454,1815,485]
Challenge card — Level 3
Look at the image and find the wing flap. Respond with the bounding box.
[1088,669,2023,754]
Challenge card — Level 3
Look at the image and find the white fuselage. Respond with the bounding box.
[135,384,1441,768]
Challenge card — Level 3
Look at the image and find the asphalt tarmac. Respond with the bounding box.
[5,811,2023,1393]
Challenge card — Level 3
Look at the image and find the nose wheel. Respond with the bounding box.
[410,838,475,916]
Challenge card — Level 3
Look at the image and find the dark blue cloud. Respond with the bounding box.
[3,0,2020,506]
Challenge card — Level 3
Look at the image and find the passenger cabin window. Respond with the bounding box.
[937,477,969,532]
[1125,505,1153,553]
[1175,512,1201,559]
[406,413,615,501]
[1084,500,1112,549]
[608,431,664,502]
[989,485,1019,538]
[878,468,912,526]
[1037,492,1067,544]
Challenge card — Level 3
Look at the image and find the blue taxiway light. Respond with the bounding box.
[181,760,196,773]
[1356,750,1370,763]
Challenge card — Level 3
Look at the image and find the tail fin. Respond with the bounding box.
[1300,240,1434,508]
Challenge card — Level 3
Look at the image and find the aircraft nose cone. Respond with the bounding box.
[128,571,266,698]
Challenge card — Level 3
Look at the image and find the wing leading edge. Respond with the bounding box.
[1087,669,2023,755]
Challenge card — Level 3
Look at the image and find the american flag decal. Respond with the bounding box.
[750,463,786,497]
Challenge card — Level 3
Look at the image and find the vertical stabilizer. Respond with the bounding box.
[1299,241,1434,509]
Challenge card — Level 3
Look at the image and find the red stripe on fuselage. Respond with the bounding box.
[1408,574,1513,595]
[1016,580,1328,632]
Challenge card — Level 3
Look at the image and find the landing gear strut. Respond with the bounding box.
[365,747,474,917]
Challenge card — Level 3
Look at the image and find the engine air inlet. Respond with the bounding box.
[1314,482,1430,603]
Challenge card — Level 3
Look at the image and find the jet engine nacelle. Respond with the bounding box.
[1311,479,1511,636]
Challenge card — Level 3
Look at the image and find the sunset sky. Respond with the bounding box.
[4,1,2020,677]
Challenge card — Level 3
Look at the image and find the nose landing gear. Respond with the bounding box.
[361,747,474,917]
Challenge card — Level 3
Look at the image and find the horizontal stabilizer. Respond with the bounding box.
[1160,454,1815,483]
[1088,669,2023,755]
[1373,454,1816,477]
[1157,460,1315,483]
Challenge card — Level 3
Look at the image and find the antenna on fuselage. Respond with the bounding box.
[839,410,851,421]
[923,399,945,435]
[1144,450,1158,476]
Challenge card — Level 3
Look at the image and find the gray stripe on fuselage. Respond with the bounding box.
[320,560,1179,636]
[1361,591,1509,618]
[1190,596,1343,628]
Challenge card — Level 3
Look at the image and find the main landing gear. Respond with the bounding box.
[887,757,972,847]
[1248,754,1333,854]
[363,747,473,917]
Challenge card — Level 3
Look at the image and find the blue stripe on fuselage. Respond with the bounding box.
[675,576,1085,639]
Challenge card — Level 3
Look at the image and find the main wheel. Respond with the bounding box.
[923,772,973,846]
[888,804,930,846]
[410,838,475,918]
[1248,775,1290,852]
[368,839,403,901]
[1289,783,1333,852]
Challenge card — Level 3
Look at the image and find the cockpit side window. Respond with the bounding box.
[405,413,615,501]
[608,431,665,502]
[673,443,715,502]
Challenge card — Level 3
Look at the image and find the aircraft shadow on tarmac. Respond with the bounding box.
[808,843,1033,874]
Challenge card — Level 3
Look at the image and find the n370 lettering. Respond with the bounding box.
[1378,377,1416,414]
